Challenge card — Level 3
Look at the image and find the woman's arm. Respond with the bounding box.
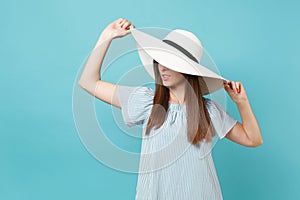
[223,81,263,147]
[78,18,135,108]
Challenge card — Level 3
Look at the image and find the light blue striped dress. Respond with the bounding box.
[117,85,237,200]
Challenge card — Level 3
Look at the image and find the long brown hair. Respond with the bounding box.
[145,60,215,145]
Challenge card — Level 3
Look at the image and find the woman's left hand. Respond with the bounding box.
[223,80,248,104]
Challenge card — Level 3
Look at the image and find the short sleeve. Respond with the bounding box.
[205,98,238,139]
[117,85,154,127]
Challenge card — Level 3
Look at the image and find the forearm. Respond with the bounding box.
[78,32,113,91]
[236,99,263,145]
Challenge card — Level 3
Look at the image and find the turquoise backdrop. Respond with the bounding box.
[1,0,299,199]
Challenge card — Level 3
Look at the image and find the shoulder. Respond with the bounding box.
[128,86,154,102]
[203,97,237,139]
[203,98,219,113]
[117,85,154,101]
[117,86,154,127]
[117,85,154,94]
[117,85,154,110]
[135,86,154,96]
[203,97,228,119]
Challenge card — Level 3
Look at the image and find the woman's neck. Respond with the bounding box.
[168,84,186,104]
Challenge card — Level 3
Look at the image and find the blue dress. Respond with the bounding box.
[117,85,237,200]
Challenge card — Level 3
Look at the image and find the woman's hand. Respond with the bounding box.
[102,18,135,39]
[223,80,248,104]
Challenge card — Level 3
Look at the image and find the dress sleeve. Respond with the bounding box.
[116,85,154,127]
[205,98,238,139]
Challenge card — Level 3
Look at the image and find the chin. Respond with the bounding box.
[162,82,172,87]
[163,84,174,88]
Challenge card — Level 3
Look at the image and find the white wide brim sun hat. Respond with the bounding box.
[129,26,227,95]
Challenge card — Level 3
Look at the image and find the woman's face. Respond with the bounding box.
[158,63,186,89]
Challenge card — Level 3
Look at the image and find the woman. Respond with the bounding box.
[78,18,263,200]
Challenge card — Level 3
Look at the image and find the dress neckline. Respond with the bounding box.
[168,101,186,111]
[168,101,186,106]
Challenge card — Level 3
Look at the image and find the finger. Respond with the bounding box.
[224,81,233,92]
[117,18,123,23]
[235,82,240,93]
[224,84,235,97]
[125,27,133,34]
[129,24,135,29]
[120,20,129,28]
[231,81,237,94]
[124,25,134,35]
[238,82,244,93]
[227,81,233,90]
[224,83,231,92]
[122,21,131,29]
[223,79,229,85]
[223,80,229,88]
[119,19,126,27]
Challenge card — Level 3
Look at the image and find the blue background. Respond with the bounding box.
[1,0,299,199]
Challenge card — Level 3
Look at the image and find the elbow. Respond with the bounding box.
[249,138,263,147]
[78,77,98,89]
[253,140,263,147]
[246,128,263,148]
[78,79,86,89]
[254,130,263,147]
[78,80,83,88]
[77,79,99,96]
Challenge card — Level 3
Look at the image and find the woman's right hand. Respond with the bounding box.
[102,18,135,39]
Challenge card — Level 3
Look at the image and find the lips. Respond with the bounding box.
[162,74,171,81]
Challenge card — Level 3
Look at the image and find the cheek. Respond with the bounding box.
[172,73,186,83]
[174,72,184,80]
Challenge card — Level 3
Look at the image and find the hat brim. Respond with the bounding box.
[130,27,226,95]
